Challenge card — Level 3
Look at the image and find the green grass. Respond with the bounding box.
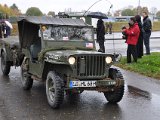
[116,52,160,80]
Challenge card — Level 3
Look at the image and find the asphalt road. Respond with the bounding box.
[96,38,160,56]
[0,64,160,120]
[0,36,160,120]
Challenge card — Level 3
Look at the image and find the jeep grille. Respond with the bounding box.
[75,55,106,79]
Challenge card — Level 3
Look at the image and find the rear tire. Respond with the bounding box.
[46,71,64,109]
[104,68,124,103]
[1,51,11,76]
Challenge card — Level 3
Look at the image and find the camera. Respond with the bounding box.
[121,26,127,41]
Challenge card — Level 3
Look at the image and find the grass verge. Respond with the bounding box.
[116,52,160,80]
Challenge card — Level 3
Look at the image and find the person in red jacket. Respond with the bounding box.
[123,17,140,63]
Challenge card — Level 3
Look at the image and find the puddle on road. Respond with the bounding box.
[127,85,151,99]
[125,85,160,106]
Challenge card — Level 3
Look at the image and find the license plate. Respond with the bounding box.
[69,81,96,88]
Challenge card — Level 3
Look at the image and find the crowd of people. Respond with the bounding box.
[123,11,152,63]
[96,11,152,63]
[0,22,11,39]
[106,22,112,34]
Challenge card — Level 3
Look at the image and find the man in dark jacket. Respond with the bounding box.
[142,12,152,55]
[96,19,105,53]
[135,15,143,58]
[123,17,140,63]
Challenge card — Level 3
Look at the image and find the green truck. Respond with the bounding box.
[0,16,124,109]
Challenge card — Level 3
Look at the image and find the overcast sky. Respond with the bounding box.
[1,0,160,14]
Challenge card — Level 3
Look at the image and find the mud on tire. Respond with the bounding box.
[104,68,124,103]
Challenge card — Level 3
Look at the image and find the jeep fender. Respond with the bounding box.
[42,62,72,81]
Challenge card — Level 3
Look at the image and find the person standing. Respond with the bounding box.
[135,15,143,58]
[2,23,7,38]
[105,22,109,34]
[122,17,140,63]
[6,25,11,37]
[96,19,105,53]
[0,23,2,38]
[108,22,112,34]
[142,12,152,55]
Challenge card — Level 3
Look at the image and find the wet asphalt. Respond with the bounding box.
[0,65,160,120]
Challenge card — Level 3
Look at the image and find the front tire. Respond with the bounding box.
[46,71,64,109]
[1,51,11,76]
[104,68,124,103]
[20,67,33,90]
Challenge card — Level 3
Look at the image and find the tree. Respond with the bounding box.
[142,7,149,14]
[0,4,21,17]
[114,10,121,16]
[133,6,143,15]
[26,7,43,16]
[121,9,134,16]
[156,11,160,17]
[10,3,21,16]
[107,11,112,16]
[0,4,10,18]
[10,3,18,10]
[47,11,55,17]
[150,7,158,17]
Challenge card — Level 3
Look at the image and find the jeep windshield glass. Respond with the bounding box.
[42,26,93,41]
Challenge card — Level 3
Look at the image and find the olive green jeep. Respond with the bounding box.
[1,16,124,109]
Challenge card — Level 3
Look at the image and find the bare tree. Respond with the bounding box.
[48,11,55,17]
[150,7,158,17]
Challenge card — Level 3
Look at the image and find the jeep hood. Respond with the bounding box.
[42,50,107,64]
[45,50,103,57]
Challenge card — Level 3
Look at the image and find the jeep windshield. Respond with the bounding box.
[42,26,93,41]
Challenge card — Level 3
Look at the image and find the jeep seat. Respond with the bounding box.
[30,39,41,61]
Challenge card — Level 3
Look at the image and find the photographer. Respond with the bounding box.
[122,17,140,63]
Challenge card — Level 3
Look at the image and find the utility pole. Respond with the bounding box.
[137,0,141,15]
[138,0,140,6]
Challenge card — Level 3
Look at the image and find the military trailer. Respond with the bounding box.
[0,16,124,109]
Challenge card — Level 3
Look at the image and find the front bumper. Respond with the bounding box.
[68,78,124,91]
[96,79,124,87]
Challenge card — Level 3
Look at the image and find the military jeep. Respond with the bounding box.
[1,16,124,109]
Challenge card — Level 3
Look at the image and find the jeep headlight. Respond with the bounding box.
[105,57,112,64]
[68,57,76,65]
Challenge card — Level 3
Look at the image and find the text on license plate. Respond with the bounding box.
[69,81,96,88]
